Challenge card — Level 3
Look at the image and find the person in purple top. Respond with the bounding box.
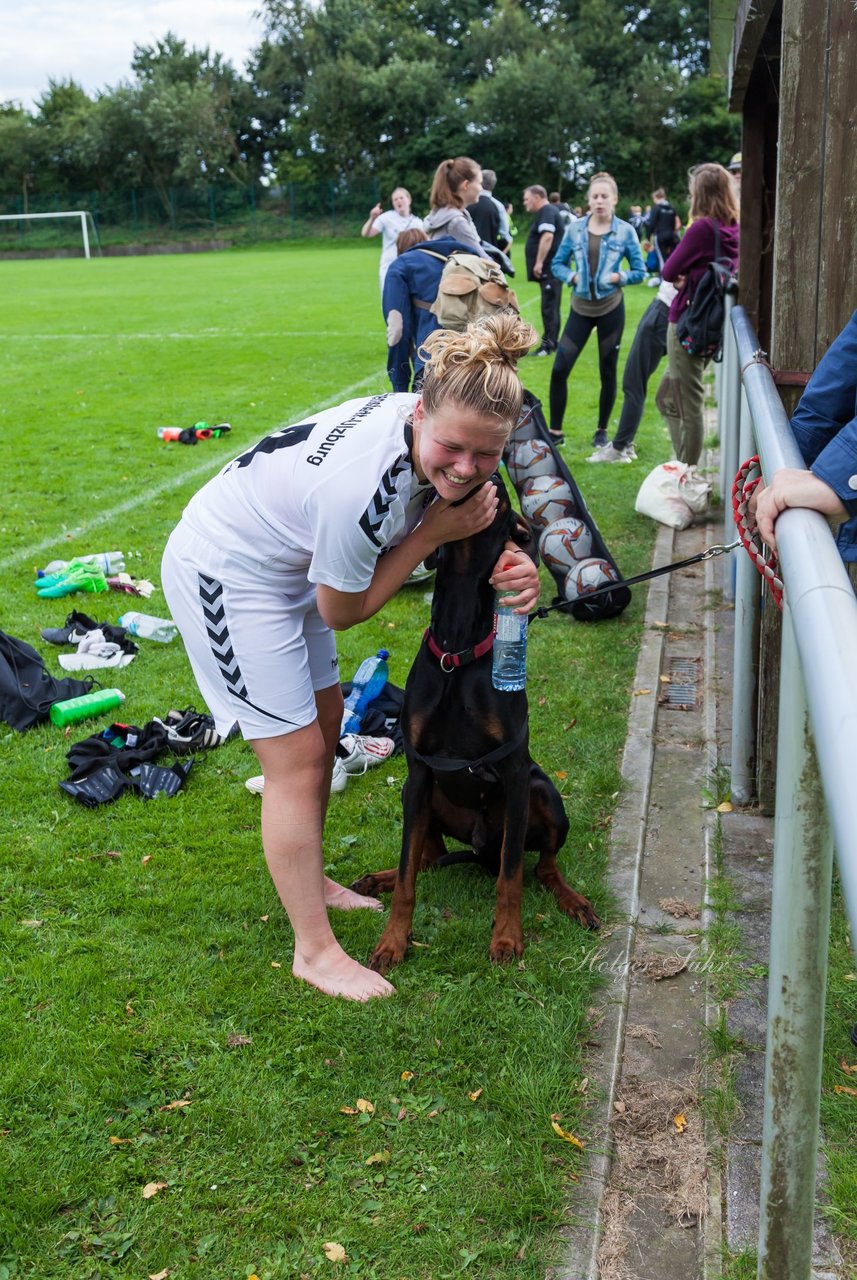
[658,163,740,466]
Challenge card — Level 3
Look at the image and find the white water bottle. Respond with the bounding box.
[40,551,125,576]
[492,592,527,691]
[118,611,178,643]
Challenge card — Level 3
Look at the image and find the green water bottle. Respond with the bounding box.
[49,688,125,727]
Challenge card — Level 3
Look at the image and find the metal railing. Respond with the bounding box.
[720,305,857,1279]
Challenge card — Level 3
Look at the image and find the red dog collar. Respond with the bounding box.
[423,627,495,673]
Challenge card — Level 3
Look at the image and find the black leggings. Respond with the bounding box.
[549,296,626,434]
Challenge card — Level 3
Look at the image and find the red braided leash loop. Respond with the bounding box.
[731,456,784,609]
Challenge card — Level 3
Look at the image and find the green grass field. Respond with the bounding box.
[0,244,675,1279]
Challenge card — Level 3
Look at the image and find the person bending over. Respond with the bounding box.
[548,172,646,446]
[161,314,541,1002]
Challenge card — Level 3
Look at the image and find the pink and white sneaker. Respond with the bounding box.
[337,733,396,775]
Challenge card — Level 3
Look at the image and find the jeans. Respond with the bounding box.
[613,297,669,451]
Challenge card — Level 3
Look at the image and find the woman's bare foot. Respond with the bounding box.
[292,942,395,1001]
[324,876,383,911]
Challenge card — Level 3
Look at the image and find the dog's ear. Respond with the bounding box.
[509,511,539,565]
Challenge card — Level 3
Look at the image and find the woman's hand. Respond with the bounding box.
[750,468,847,551]
[420,482,500,547]
[369,203,382,220]
[608,271,621,284]
[489,545,540,613]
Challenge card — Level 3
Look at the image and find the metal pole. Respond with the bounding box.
[80,212,90,260]
[757,603,833,1280]
[721,291,741,600]
[729,384,759,803]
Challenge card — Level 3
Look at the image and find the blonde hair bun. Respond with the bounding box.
[419,315,538,424]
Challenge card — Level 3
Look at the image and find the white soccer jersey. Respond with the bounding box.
[180,393,435,592]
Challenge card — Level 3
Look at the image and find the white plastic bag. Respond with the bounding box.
[634,462,711,530]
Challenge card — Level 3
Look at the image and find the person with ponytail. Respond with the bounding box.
[424,157,490,257]
[161,315,540,1004]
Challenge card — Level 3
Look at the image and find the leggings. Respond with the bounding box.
[549,296,625,435]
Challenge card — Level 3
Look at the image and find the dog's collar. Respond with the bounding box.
[423,627,494,673]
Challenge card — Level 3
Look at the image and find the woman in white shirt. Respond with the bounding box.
[361,187,425,292]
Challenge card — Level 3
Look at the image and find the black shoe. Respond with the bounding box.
[154,707,235,753]
[41,610,99,646]
[592,429,609,448]
[548,429,565,445]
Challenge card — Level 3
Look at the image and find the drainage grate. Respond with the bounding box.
[660,657,700,709]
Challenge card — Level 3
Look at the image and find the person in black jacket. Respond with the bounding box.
[644,187,681,271]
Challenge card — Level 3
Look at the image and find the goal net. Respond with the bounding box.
[0,210,101,258]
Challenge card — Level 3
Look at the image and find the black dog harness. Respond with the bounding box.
[413,627,527,776]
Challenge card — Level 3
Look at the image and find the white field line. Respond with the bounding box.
[1,332,369,341]
[0,368,387,573]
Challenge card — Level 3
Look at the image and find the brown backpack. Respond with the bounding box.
[420,249,519,332]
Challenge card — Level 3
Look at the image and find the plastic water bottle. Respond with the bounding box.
[492,591,528,692]
[50,688,125,726]
[341,649,390,736]
[38,551,125,578]
[118,611,178,643]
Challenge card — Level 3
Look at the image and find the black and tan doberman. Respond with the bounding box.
[351,472,599,970]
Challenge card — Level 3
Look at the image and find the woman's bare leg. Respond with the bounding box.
[251,715,393,1001]
[313,683,383,912]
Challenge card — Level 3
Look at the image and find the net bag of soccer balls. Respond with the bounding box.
[503,391,631,621]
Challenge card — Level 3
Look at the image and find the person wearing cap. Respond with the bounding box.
[728,152,742,190]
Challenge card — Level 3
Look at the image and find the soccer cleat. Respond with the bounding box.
[36,560,108,598]
[337,733,395,775]
[153,707,235,754]
[245,756,348,795]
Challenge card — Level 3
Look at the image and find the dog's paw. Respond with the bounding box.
[349,870,397,897]
[489,934,525,965]
[368,933,410,974]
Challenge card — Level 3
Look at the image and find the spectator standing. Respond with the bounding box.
[361,188,425,293]
[728,152,742,192]
[423,158,489,257]
[628,204,645,236]
[645,187,682,272]
[588,280,677,463]
[468,169,512,252]
[382,231,473,392]
[522,184,566,356]
[548,172,646,445]
[658,162,740,466]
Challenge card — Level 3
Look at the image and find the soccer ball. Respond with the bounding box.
[519,474,578,528]
[504,438,557,488]
[563,557,620,602]
[539,518,594,573]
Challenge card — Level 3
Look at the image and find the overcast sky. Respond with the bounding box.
[2,1,266,111]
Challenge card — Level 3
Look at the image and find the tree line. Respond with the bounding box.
[0,0,739,218]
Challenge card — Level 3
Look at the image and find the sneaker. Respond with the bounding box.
[246,756,349,796]
[406,560,435,584]
[41,610,100,645]
[532,345,552,358]
[587,443,634,464]
[591,429,609,448]
[337,733,395,775]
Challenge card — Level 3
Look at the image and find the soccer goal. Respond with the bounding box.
[0,210,101,258]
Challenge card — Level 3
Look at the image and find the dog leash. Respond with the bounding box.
[528,537,741,622]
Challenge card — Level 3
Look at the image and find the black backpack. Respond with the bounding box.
[0,628,93,731]
[675,219,733,360]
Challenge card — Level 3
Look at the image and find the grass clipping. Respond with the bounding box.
[597,1073,708,1280]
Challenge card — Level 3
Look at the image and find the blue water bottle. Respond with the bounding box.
[492,592,527,692]
[341,649,390,735]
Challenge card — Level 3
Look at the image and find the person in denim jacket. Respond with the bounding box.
[549,172,646,444]
[753,310,857,559]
